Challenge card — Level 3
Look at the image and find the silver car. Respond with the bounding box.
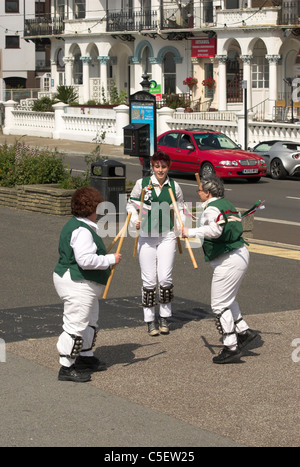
[252,140,300,179]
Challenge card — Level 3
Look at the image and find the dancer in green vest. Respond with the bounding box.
[127,151,185,336]
[182,176,258,364]
[53,186,122,382]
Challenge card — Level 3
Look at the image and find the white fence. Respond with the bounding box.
[2,100,300,149]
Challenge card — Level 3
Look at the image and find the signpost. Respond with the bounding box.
[124,74,157,177]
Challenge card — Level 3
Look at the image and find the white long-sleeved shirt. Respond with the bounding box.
[126,175,185,228]
[188,198,224,240]
[70,217,116,270]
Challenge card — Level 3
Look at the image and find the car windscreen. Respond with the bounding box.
[194,133,238,150]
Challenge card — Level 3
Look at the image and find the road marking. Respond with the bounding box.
[248,243,300,260]
[178,181,233,190]
[255,217,300,226]
[184,238,300,260]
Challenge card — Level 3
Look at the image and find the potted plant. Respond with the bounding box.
[202,77,215,89]
[183,77,198,90]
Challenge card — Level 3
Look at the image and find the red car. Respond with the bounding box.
[154,129,267,182]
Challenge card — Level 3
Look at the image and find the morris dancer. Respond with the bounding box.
[127,151,185,336]
[182,175,259,364]
[53,186,122,382]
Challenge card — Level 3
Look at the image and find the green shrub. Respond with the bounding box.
[32,96,56,112]
[0,141,87,188]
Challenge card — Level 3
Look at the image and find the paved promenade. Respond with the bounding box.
[0,133,299,448]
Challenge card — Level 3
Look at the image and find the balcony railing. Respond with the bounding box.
[24,18,64,37]
[106,10,158,32]
[24,2,299,39]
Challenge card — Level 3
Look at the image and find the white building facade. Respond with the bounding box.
[22,0,300,121]
[0,0,36,99]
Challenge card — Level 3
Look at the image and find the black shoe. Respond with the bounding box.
[58,364,91,382]
[75,356,107,372]
[213,346,242,364]
[147,321,159,336]
[237,329,258,349]
[158,317,169,334]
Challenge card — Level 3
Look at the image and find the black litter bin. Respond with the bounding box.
[90,160,126,216]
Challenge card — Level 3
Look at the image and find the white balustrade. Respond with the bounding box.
[3,101,299,148]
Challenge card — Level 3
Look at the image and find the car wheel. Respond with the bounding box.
[270,158,287,180]
[200,162,215,178]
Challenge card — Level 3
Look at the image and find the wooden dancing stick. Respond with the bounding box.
[133,188,146,257]
[102,212,131,299]
[168,188,198,269]
[106,222,127,253]
[195,172,201,189]
[171,209,182,254]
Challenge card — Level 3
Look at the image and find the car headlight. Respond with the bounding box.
[219,160,239,166]
[259,159,266,166]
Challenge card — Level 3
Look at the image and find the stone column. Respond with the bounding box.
[266,54,281,120]
[80,56,91,103]
[98,56,110,100]
[216,55,227,111]
[63,57,74,86]
[241,54,253,110]
[50,59,57,91]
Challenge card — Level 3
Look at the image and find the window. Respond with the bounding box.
[203,0,213,23]
[179,134,193,149]
[163,52,176,94]
[74,0,86,19]
[160,132,178,148]
[141,47,152,79]
[204,63,214,98]
[5,1,19,13]
[35,1,45,17]
[6,36,20,48]
[252,56,269,89]
[73,53,83,84]
[254,143,273,151]
[57,0,65,19]
[226,0,239,8]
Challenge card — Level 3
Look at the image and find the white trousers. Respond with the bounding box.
[138,231,176,322]
[53,270,104,367]
[209,245,250,348]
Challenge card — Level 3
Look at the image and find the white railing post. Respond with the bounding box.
[237,111,246,148]
[2,100,18,135]
[53,102,69,139]
[113,105,129,145]
[157,107,174,136]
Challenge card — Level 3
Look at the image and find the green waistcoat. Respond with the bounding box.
[54,217,111,285]
[140,176,176,234]
[202,198,245,262]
